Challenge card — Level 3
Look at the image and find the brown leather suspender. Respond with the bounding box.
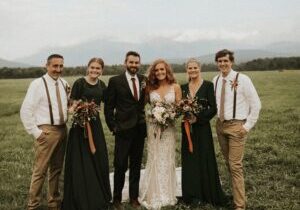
[214,72,239,119]
[232,73,240,119]
[41,77,68,125]
[59,78,68,96]
[42,77,54,125]
[214,75,220,96]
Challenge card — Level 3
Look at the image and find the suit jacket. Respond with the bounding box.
[104,72,147,133]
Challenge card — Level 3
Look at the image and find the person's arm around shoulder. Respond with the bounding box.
[60,77,70,90]
[212,75,219,90]
[68,78,82,114]
[241,74,261,132]
[174,83,182,104]
[100,79,107,103]
[104,76,117,133]
[20,79,43,139]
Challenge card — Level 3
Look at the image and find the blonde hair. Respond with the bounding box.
[186,58,201,69]
[185,58,201,81]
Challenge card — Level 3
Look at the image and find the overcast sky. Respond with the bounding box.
[1,0,299,60]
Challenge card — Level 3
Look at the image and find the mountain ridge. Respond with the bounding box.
[2,40,299,67]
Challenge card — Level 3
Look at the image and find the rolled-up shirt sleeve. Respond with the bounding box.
[20,80,42,139]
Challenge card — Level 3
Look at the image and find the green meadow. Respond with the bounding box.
[0,71,299,210]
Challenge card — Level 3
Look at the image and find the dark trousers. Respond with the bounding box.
[113,124,145,201]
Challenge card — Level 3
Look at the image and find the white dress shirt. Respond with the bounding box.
[20,73,69,139]
[125,71,140,100]
[213,70,261,131]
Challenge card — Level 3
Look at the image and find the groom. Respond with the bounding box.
[105,51,147,209]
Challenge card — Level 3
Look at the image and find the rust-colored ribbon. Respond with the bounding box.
[85,121,96,154]
[184,120,193,153]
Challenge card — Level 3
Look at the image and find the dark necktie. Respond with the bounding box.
[131,77,138,101]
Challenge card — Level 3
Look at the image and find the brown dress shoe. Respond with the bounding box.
[130,199,141,208]
[113,200,124,210]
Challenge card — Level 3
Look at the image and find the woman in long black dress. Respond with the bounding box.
[62,58,112,210]
[181,58,227,207]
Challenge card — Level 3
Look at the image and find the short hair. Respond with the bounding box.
[87,57,104,68]
[47,54,64,64]
[215,49,234,62]
[125,51,140,62]
[186,58,201,69]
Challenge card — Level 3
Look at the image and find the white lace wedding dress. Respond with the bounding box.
[139,87,177,210]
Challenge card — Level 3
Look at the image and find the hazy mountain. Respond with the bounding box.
[0,58,31,68]
[167,49,293,64]
[264,41,300,55]
[14,38,250,66]
[14,39,300,66]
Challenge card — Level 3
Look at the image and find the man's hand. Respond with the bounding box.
[36,130,50,141]
[68,100,80,114]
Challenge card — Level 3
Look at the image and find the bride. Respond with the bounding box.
[139,59,182,209]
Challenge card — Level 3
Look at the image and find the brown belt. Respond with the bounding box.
[38,124,66,128]
[218,118,246,123]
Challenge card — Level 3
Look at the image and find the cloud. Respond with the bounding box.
[0,0,299,60]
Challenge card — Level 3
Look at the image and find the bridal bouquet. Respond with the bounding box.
[71,99,100,154]
[146,100,177,130]
[176,94,204,153]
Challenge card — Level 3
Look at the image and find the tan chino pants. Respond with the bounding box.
[216,119,247,210]
[28,125,67,210]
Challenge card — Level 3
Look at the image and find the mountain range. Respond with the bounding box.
[0,58,30,68]
[1,40,299,67]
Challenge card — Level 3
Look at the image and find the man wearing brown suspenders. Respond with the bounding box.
[213,49,261,210]
[20,54,69,210]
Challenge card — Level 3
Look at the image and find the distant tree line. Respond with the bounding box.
[0,57,299,79]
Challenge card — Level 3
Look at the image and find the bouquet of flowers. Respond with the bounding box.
[177,94,203,116]
[177,94,203,153]
[146,100,177,135]
[71,99,100,154]
[72,99,100,127]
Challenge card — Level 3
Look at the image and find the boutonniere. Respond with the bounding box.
[140,79,147,91]
[230,79,238,91]
[66,85,71,94]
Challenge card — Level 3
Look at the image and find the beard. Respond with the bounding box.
[126,66,139,75]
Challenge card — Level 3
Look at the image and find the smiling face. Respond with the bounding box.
[46,57,64,80]
[216,54,233,76]
[154,63,167,81]
[186,61,201,80]
[87,61,102,79]
[125,55,140,75]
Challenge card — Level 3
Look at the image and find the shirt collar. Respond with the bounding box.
[44,73,60,84]
[221,69,236,81]
[125,71,138,81]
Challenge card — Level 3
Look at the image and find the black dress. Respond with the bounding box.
[62,78,112,210]
[181,80,227,206]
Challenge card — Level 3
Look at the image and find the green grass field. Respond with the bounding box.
[0,71,299,210]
